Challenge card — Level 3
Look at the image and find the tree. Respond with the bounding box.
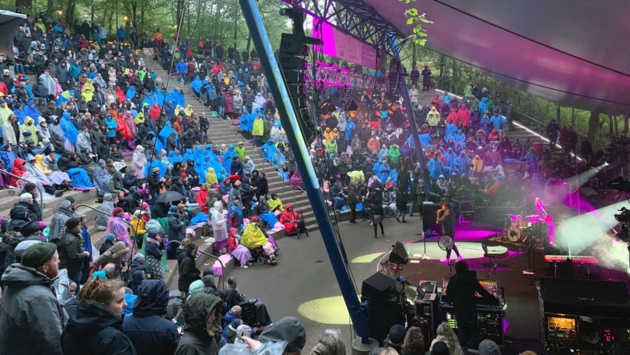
[588,111,601,143]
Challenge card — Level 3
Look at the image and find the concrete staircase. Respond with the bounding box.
[141,54,320,288]
[142,56,318,232]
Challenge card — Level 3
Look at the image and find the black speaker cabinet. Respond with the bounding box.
[367,299,405,346]
[361,272,396,302]
[389,241,409,264]
[422,202,440,231]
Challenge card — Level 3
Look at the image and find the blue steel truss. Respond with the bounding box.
[281,0,407,57]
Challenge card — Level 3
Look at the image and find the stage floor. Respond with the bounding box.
[226,214,628,354]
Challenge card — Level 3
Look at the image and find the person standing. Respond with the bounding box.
[436,201,462,261]
[123,280,181,355]
[0,242,67,354]
[367,187,385,238]
[61,278,137,354]
[347,185,358,224]
[396,189,408,223]
[175,293,223,355]
[446,261,497,349]
[421,65,432,91]
[545,119,560,151]
[59,217,91,291]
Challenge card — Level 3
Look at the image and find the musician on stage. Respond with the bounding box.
[436,201,462,261]
[446,261,498,349]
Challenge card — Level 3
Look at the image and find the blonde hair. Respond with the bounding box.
[79,278,125,305]
[436,323,462,354]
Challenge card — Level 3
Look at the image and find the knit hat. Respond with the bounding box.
[258,316,306,353]
[169,205,178,213]
[21,242,57,269]
[104,233,116,242]
[112,207,124,216]
[20,221,41,236]
[65,217,81,230]
[230,305,242,317]
[431,341,450,355]
[479,339,501,355]
[152,167,160,172]
[65,196,76,203]
[388,324,406,345]
[188,280,205,296]
[132,253,145,262]
[19,193,33,203]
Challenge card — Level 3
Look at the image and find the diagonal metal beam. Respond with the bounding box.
[281,0,407,57]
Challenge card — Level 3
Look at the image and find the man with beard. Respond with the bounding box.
[0,243,67,354]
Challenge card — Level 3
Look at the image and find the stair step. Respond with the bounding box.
[140,54,318,238]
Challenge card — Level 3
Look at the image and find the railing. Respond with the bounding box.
[197,249,225,291]
[5,171,44,211]
[512,110,547,137]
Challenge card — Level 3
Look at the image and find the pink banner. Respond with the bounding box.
[312,18,379,70]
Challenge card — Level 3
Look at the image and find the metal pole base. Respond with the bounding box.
[351,338,379,355]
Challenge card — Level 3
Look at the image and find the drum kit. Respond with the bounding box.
[502,213,550,244]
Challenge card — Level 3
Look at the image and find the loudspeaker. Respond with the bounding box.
[361,272,396,301]
[367,299,405,345]
[389,241,408,264]
[422,202,440,231]
[541,277,628,306]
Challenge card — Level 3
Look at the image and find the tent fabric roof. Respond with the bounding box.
[0,10,26,60]
[362,0,630,115]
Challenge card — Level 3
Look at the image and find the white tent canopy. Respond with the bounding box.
[0,10,27,60]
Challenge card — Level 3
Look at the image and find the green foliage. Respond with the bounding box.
[400,0,432,46]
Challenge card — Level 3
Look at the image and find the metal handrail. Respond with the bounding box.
[5,171,44,211]
[197,249,225,291]
[143,54,306,203]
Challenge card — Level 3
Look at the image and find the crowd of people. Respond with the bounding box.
[0,9,576,354]
[0,12,325,355]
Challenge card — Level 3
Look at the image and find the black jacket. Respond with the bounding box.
[59,230,89,272]
[177,252,200,293]
[122,280,180,355]
[61,301,137,355]
[445,271,496,315]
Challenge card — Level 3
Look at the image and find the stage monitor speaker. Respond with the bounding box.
[361,272,396,301]
[389,241,408,264]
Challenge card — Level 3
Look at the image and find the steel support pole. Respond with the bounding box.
[239,0,370,342]
[390,37,431,193]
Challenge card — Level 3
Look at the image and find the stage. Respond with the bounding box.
[374,217,630,354]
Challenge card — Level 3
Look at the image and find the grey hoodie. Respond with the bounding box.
[96,193,115,231]
[49,199,76,241]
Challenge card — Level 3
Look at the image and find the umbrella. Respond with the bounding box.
[154,191,185,204]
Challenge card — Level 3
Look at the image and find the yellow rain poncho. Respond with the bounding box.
[82,79,95,102]
[20,116,39,145]
[184,104,193,117]
[268,197,284,212]
[205,167,218,187]
[134,112,145,124]
[240,222,268,249]
[35,154,51,174]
